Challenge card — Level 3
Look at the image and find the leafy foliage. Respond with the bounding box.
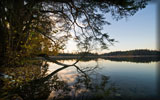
[0,0,149,65]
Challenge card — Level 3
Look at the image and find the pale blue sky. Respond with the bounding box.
[65,3,157,53]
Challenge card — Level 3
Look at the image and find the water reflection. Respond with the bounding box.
[51,56,160,63]
[102,56,160,63]
[0,60,51,100]
[0,59,119,100]
[48,59,158,99]
[0,58,159,100]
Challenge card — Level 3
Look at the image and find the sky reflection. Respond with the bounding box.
[47,59,158,98]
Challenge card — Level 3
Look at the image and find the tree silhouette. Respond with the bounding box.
[0,0,149,65]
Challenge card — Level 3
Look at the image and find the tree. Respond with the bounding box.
[0,0,149,66]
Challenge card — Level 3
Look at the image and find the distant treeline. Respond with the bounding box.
[46,49,160,63]
[101,49,160,56]
[57,49,160,57]
[57,52,98,56]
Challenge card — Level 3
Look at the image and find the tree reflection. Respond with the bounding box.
[0,59,119,100]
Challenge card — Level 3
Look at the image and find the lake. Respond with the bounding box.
[46,58,160,100]
[0,58,160,100]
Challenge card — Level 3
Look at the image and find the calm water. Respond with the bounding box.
[1,58,160,100]
[47,59,159,99]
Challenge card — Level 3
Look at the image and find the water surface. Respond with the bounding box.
[1,58,159,100]
[47,59,159,99]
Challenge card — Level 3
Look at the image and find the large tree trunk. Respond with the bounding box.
[0,0,25,66]
[0,26,7,66]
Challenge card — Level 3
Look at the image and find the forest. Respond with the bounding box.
[51,49,160,57]
[101,49,160,56]
[0,0,149,67]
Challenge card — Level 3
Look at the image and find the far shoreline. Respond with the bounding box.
[47,55,159,60]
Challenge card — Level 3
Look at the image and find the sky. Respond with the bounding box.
[64,3,157,53]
